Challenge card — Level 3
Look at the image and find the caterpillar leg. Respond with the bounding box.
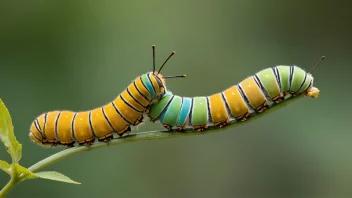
[133,114,144,125]
[145,106,151,114]
[256,101,268,113]
[272,95,284,103]
[60,141,75,146]
[149,117,157,122]
[63,142,75,148]
[98,133,114,142]
[193,125,208,131]
[176,125,187,131]
[49,142,58,147]
[214,119,231,128]
[116,125,132,137]
[305,87,319,99]
[236,112,250,121]
[48,140,59,147]
[78,137,96,146]
[147,110,158,122]
[162,124,173,130]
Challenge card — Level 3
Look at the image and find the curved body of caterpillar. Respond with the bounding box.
[147,64,321,131]
[30,73,166,147]
[29,45,182,147]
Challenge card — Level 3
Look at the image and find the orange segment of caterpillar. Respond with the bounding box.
[147,56,324,131]
[29,45,186,148]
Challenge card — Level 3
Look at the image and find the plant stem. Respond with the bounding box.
[28,130,192,173]
[28,94,304,174]
[0,167,18,198]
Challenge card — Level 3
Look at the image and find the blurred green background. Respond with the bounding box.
[0,0,351,197]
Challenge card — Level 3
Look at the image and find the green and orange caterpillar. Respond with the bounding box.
[29,46,183,147]
[147,57,324,131]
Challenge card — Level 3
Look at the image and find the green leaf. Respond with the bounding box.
[0,160,10,175]
[13,163,38,181]
[35,171,81,184]
[0,98,22,163]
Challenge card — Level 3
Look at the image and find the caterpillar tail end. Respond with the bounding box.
[305,87,320,99]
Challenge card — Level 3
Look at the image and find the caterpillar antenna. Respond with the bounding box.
[152,45,156,73]
[310,56,325,74]
[163,74,186,79]
[157,51,175,74]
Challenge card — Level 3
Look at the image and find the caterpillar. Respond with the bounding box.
[29,45,185,147]
[147,56,324,131]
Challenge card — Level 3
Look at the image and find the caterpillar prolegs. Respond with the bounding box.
[29,46,184,147]
[147,57,324,131]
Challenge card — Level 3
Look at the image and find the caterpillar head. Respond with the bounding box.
[139,72,167,103]
[147,45,185,103]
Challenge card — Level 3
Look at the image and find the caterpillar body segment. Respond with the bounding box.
[147,64,321,132]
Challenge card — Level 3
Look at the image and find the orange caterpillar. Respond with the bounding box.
[29,46,183,147]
